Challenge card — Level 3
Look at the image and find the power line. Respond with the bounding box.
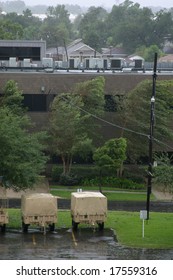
[60,95,173,150]
[153,137,173,150]
[77,105,149,137]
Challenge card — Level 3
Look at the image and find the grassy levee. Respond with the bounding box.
[50,189,155,201]
[7,209,173,249]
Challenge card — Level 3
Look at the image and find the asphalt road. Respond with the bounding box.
[8,198,173,212]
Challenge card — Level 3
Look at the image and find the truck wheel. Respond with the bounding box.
[22,222,29,233]
[72,220,78,231]
[49,223,55,232]
[1,224,6,233]
[98,222,104,231]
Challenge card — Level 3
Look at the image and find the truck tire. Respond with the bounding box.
[49,223,55,232]
[72,220,78,231]
[22,222,29,233]
[98,222,104,231]
[1,224,6,233]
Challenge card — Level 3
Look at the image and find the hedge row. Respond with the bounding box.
[52,164,120,179]
[81,177,145,190]
[51,164,145,189]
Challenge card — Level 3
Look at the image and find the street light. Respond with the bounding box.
[146,52,157,220]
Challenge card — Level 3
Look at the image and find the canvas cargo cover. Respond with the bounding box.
[21,193,57,216]
[71,192,107,216]
[0,212,8,224]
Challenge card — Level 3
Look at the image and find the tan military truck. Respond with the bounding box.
[71,191,107,231]
[0,191,9,233]
[21,193,57,233]
[0,208,8,232]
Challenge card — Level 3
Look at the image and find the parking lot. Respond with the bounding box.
[1,227,173,260]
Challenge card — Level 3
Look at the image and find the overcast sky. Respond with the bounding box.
[21,0,173,9]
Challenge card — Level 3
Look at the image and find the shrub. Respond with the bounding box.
[51,164,145,189]
[51,165,63,182]
[51,164,101,182]
[123,165,146,184]
[59,173,80,186]
[82,176,145,190]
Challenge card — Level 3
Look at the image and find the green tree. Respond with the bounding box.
[73,76,105,144]
[143,45,163,61]
[93,138,127,170]
[105,1,173,53]
[0,107,47,191]
[93,138,127,191]
[120,80,173,161]
[0,10,41,40]
[153,10,173,47]
[153,153,173,194]
[0,80,48,191]
[1,80,24,115]
[0,18,23,39]
[135,45,163,61]
[23,8,32,17]
[40,5,72,47]
[49,77,106,178]
[109,4,155,53]
[79,6,108,50]
[49,93,92,175]
[21,9,42,40]
[23,25,41,40]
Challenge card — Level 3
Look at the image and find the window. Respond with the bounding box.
[23,94,47,112]
[0,47,41,60]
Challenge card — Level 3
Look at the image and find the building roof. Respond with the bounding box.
[102,47,127,57]
[163,42,173,54]
[128,54,144,61]
[67,39,101,57]
[46,47,65,56]
[46,39,101,58]
[158,54,173,63]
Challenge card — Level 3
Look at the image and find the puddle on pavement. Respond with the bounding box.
[0,228,173,260]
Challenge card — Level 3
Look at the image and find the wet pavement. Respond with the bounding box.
[2,198,173,260]
[1,228,173,260]
[8,198,173,212]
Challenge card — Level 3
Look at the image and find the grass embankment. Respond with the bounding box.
[7,209,173,249]
[50,186,155,201]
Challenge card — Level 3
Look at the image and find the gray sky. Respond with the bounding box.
[22,0,173,9]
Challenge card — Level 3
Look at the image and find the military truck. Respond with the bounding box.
[71,191,107,231]
[0,195,9,233]
[21,193,57,233]
[0,208,8,232]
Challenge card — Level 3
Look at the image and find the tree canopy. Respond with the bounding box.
[119,79,173,161]
[49,92,90,175]
[49,76,106,175]
[1,80,24,115]
[93,138,127,171]
[153,153,173,194]
[0,2,173,55]
[73,76,105,142]
[40,5,72,47]
[0,80,48,191]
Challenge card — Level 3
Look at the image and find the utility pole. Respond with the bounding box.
[146,53,157,220]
